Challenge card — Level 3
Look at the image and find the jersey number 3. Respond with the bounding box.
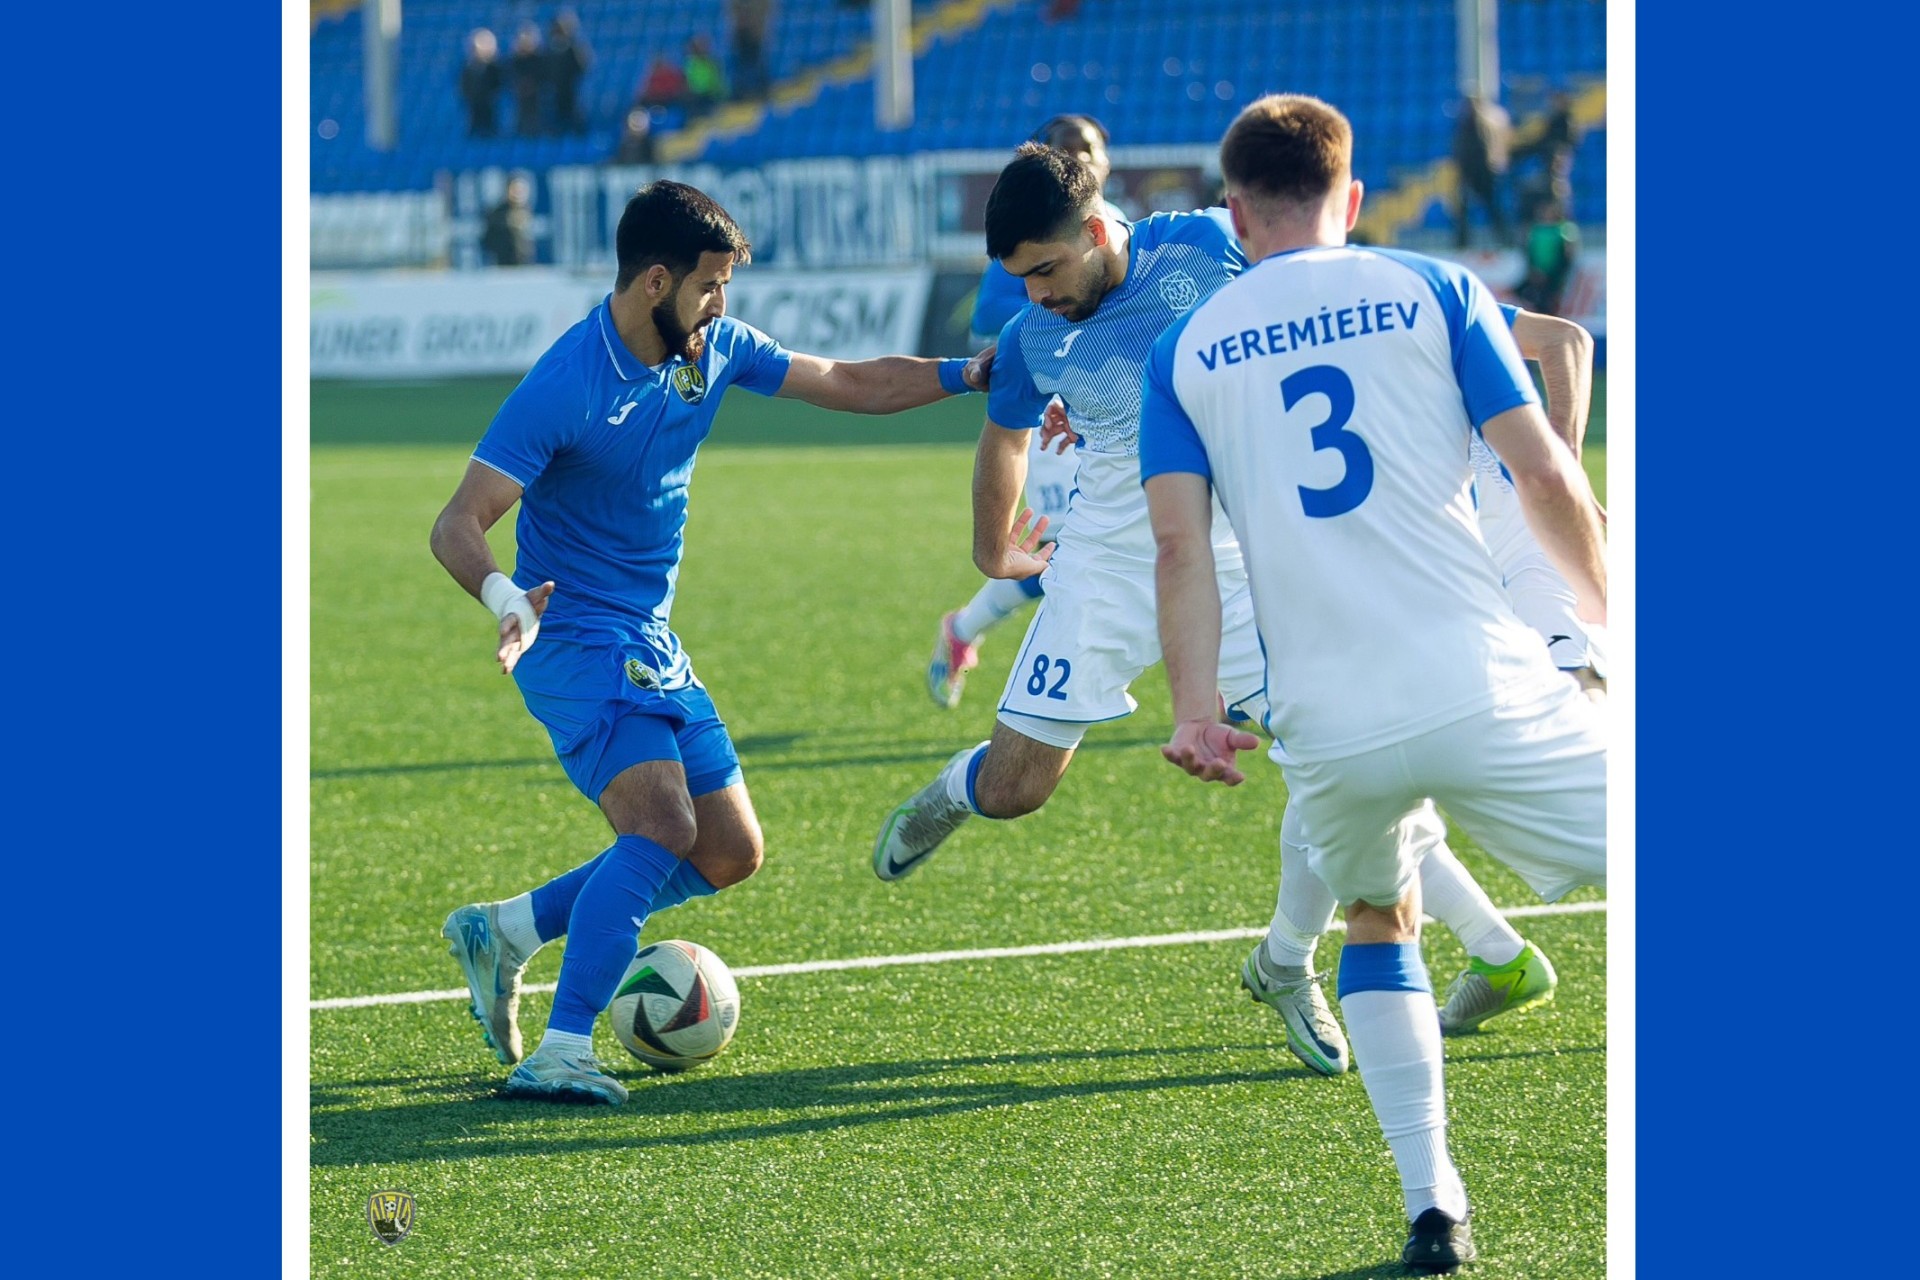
[1285,365,1372,518]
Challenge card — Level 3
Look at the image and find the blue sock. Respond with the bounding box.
[547,834,682,1035]
[529,853,718,941]
[530,854,603,942]
[651,859,720,912]
[1336,941,1432,998]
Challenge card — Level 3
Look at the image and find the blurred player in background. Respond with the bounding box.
[431,180,993,1105]
[1141,94,1606,1270]
[926,115,1125,709]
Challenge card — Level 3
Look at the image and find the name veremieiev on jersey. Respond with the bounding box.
[1193,300,1422,371]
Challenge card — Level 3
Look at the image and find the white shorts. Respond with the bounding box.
[996,538,1267,749]
[1280,679,1606,908]
[1479,475,1591,668]
[1025,435,1079,537]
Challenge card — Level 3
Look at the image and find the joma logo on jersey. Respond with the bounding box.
[1159,271,1201,313]
[672,365,707,404]
[624,658,661,689]
[607,399,638,425]
[367,1191,415,1246]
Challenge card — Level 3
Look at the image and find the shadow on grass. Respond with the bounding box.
[310,729,1169,781]
[310,1040,1601,1169]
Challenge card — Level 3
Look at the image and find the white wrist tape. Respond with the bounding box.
[480,572,540,647]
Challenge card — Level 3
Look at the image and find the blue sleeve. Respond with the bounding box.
[970,261,1027,342]
[717,318,793,396]
[1455,273,1538,429]
[984,313,1050,429]
[1137,319,1211,483]
[1498,302,1522,331]
[470,361,583,488]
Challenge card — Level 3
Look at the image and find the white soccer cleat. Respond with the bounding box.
[1241,944,1351,1076]
[501,1042,629,1105]
[441,902,532,1065]
[872,745,981,881]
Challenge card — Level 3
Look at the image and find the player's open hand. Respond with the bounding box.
[985,507,1054,580]
[1038,401,1081,454]
[497,580,555,675]
[963,343,996,392]
[1162,719,1262,785]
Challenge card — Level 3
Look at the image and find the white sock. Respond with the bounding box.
[953,577,1033,643]
[1340,988,1469,1222]
[1266,810,1338,968]
[534,1028,594,1060]
[496,894,544,958]
[941,742,990,814]
[1419,845,1523,966]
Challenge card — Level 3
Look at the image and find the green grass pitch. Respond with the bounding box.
[308,374,1610,1279]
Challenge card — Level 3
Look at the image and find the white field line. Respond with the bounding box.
[311,899,1605,1012]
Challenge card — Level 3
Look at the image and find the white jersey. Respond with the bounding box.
[1139,244,1568,762]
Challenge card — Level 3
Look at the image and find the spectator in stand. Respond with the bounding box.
[509,20,547,137]
[482,172,537,267]
[637,53,689,113]
[1450,92,1513,248]
[1517,193,1580,318]
[545,9,593,136]
[684,34,728,117]
[1516,88,1582,217]
[728,0,774,103]
[459,27,506,138]
[613,109,659,164]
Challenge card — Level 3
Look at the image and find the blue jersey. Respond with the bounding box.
[986,209,1246,558]
[472,298,792,686]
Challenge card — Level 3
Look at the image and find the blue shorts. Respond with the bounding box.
[510,638,743,804]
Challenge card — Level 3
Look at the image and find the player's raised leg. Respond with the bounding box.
[1422,843,1559,1034]
[872,722,1075,880]
[926,577,1042,709]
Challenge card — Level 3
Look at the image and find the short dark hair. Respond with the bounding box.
[983,142,1102,261]
[1030,113,1110,148]
[1219,94,1352,208]
[614,180,751,291]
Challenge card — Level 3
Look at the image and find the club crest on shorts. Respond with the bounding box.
[671,364,707,404]
[367,1191,415,1246]
[624,658,662,690]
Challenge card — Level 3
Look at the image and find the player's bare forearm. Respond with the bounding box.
[1511,310,1594,454]
[777,349,991,414]
[430,460,525,599]
[971,422,1034,576]
[1146,473,1224,725]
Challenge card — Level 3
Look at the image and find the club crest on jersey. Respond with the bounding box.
[1159,271,1201,313]
[367,1191,416,1246]
[671,364,707,404]
[624,658,661,690]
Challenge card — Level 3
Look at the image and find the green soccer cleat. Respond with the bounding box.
[442,902,532,1065]
[501,1043,629,1105]
[1241,944,1350,1076]
[1438,939,1559,1034]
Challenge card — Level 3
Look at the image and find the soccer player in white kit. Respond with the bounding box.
[928,114,1121,709]
[1140,95,1606,1271]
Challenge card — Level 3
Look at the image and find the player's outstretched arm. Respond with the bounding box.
[1508,309,1594,456]
[1146,472,1258,784]
[774,346,993,414]
[429,459,555,675]
[1480,403,1606,625]
[972,419,1051,579]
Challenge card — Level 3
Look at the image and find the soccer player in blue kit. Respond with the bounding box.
[430,180,992,1104]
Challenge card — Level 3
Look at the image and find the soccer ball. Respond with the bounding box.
[607,939,741,1072]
